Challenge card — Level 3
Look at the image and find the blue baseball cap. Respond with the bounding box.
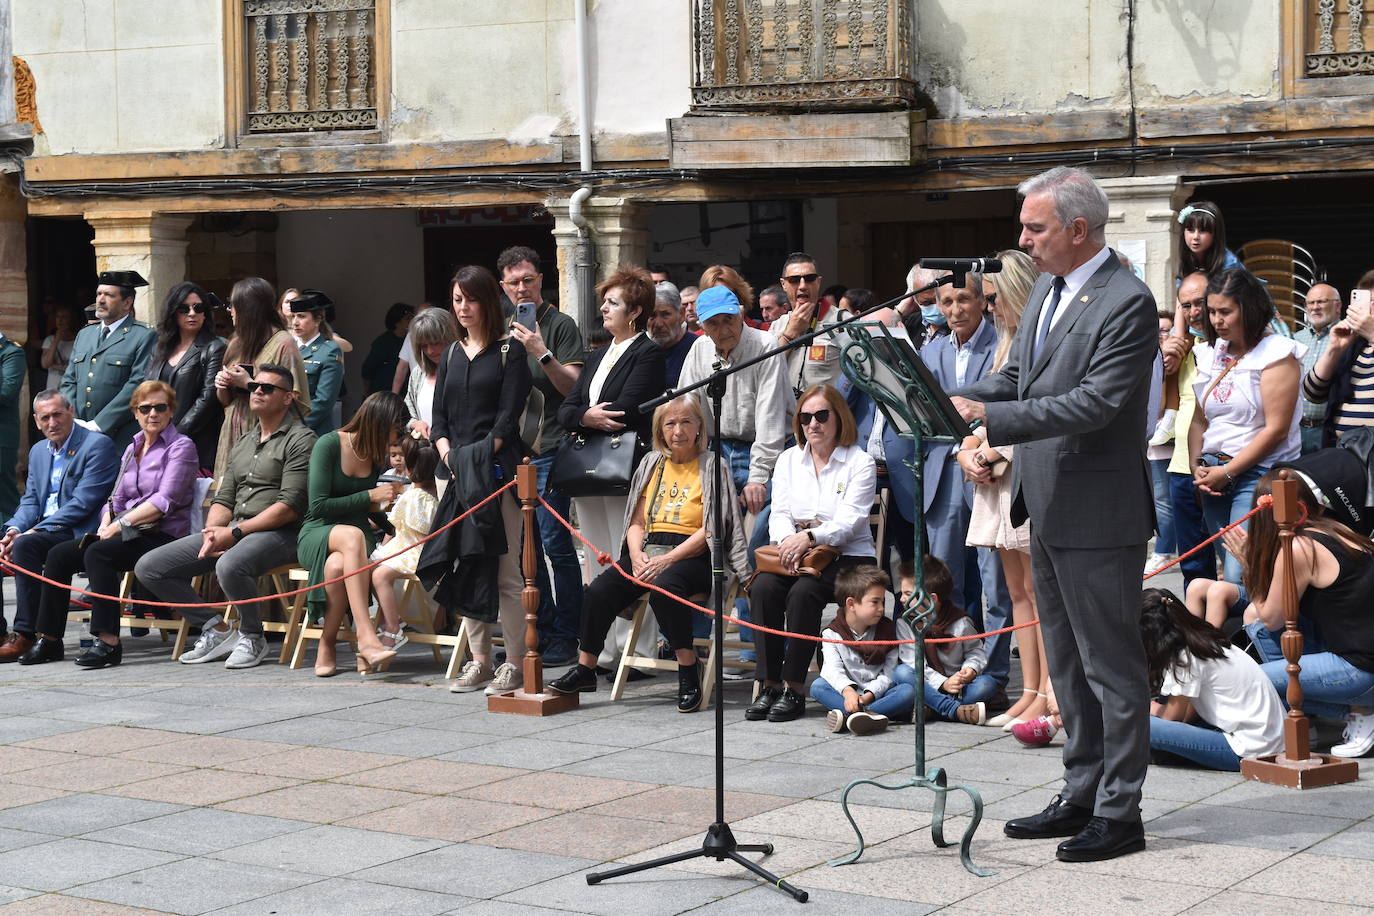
[694,285,741,322]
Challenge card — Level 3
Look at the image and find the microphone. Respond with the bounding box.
[920,257,1003,274]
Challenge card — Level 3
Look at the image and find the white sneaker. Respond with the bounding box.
[449,660,495,693]
[1143,553,1176,576]
[180,619,239,664]
[1330,710,1374,758]
[484,661,523,696]
[826,709,847,733]
[224,634,269,669]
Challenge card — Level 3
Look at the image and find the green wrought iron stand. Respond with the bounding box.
[828,320,993,877]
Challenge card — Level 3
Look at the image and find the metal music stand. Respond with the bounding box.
[827,319,994,877]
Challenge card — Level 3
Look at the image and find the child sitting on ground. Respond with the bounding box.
[812,564,916,735]
[910,556,998,726]
[370,436,439,650]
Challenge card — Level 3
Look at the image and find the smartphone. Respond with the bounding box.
[1352,289,1371,310]
[378,472,410,485]
[514,301,537,332]
[237,363,254,376]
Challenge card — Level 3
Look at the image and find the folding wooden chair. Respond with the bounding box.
[610,583,749,706]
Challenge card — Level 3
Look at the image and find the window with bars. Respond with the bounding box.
[242,0,377,133]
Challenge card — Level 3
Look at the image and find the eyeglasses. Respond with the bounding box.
[503,276,539,288]
[799,409,832,425]
[136,403,171,415]
[1180,297,1207,310]
[985,292,998,307]
[1307,298,1342,307]
[781,273,820,285]
[246,382,283,395]
[174,303,207,315]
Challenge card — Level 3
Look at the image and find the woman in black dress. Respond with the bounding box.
[143,281,226,474]
[420,265,533,697]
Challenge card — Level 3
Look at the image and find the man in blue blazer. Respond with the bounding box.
[0,390,119,660]
[885,275,1012,693]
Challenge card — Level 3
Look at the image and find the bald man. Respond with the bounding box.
[1296,282,1342,453]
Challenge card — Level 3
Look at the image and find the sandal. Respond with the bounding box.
[378,627,409,652]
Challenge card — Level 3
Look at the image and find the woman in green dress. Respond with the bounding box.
[298,391,410,677]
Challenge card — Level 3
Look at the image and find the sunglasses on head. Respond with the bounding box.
[246,381,283,395]
[174,303,207,315]
[136,403,171,415]
[799,409,832,425]
[781,273,820,285]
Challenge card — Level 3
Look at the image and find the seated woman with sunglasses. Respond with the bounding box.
[144,282,227,475]
[746,384,878,723]
[20,381,198,668]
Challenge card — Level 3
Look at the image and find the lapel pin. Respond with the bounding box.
[66,449,76,457]
[1080,295,1089,302]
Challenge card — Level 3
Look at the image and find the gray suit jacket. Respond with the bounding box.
[956,251,1157,549]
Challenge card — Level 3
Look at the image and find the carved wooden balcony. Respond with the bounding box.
[690,0,917,111]
[242,0,377,133]
[1305,0,1374,77]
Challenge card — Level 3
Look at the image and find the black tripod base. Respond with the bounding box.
[586,822,808,902]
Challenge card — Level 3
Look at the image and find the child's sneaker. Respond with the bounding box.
[956,702,987,726]
[826,709,847,733]
[846,711,890,736]
[1011,715,1059,747]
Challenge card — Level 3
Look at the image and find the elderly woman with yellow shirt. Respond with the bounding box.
[548,395,750,712]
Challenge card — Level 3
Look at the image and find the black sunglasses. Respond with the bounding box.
[781,273,820,285]
[246,382,284,395]
[985,292,997,307]
[174,303,207,315]
[799,409,832,426]
[136,403,171,415]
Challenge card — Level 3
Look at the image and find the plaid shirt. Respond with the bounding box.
[1295,325,1333,423]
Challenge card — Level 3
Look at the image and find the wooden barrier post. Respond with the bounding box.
[488,461,579,716]
[1241,470,1358,788]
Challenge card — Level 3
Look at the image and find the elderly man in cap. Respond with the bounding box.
[60,271,157,450]
[286,289,346,435]
[0,390,118,661]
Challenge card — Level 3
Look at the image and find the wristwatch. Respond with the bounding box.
[230,525,246,542]
[118,517,132,530]
[538,351,553,365]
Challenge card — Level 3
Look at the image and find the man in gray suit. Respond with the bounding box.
[952,166,1157,863]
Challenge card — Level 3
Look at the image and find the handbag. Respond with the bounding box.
[751,542,840,582]
[549,430,639,497]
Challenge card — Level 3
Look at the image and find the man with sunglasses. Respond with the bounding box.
[771,253,851,395]
[60,270,157,451]
[135,364,316,670]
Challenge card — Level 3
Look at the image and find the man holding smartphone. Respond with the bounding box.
[1303,282,1374,448]
[497,246,585,666]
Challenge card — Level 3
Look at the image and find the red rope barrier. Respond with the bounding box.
[0,480,518,609]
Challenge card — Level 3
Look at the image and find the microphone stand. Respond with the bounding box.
[583,275,960,902]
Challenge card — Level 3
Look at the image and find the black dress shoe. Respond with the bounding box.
[1003,794,1094,839]
[1056,816,1145,862]
[744,685,782,721]
[18,637,63,666]
[547,663,597,695]
[74,641,123,669]
[767,687,806,722]
[677,662,702,713]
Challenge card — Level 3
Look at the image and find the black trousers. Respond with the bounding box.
[7,528,73,636]
[578,541,711,657]
[35,532,175,637]
[750,554,873,685]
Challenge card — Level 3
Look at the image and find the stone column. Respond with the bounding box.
[545,195,652,329]
[1100,174,1190,310]
[85,210,195,323]
[0,175,27,346]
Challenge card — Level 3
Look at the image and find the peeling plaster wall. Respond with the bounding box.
[11,0,224,154]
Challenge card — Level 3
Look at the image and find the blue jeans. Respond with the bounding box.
[921,669,1002,721]
[532,453,585,645]
[1261,651,1374,718]
[1150,457,1176,555]
[810,663,918,719]
[1244,618,1327,664]
[1199,463,1266,585]
[1149,717,1241,771]
[1168,472,1216,588]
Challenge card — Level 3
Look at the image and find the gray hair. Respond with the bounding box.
[935,270,985,295]
[33,389,72,411]
[654,281,681,310]
[1018,166,1109,244]
[904,265,941,293]
[758,284,788,307]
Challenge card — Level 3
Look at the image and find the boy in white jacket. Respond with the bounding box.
[811,565,917,735]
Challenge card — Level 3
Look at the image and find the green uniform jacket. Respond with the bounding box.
[0,336,26,518]
[300,336,344,436]
[60,317,157,448]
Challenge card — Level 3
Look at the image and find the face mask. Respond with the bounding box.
[921,304,947,327]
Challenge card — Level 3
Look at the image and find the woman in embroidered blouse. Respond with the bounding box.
[1189,268,1303,584]
[746,384,877,724]
[27,381,198,668]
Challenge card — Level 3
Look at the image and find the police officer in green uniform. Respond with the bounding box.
[60,271,157,452]
[0,328,27,518]
[287,289,344,436]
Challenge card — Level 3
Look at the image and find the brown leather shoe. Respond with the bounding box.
[0,633,33,663]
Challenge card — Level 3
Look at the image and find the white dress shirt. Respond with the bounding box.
[1033,244,1115,340]
[588,332,641,405]
[769,442,877,557]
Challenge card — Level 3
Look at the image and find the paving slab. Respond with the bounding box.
[0,795,187,837]
[210,823,448,876]
[0,838,181,892]
[79,808,312,856]
[69,856,316,915]
[352,843,597,898]
[208,876,472,915]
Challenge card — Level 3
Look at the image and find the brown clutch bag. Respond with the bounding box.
[752,543,841,581]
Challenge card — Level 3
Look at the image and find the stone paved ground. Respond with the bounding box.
[0,565,1370,915]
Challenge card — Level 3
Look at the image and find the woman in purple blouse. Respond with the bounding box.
[22,380,198,669]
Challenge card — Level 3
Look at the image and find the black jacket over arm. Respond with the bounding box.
[145,329,227,470]
[555,334,666,450]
